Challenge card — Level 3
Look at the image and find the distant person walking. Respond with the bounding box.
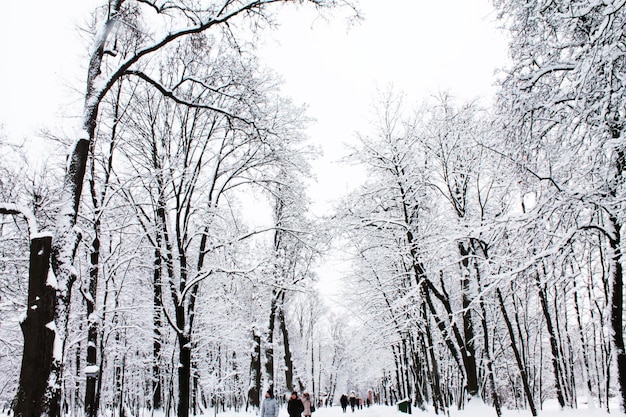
[340,394,349,413]
[288,391,305,417]
[302,392,313,417]
[349,391,357,412]
[261,390,279,417]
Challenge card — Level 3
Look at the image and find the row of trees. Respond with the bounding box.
[1,1,364,417]
[338,0,626,414]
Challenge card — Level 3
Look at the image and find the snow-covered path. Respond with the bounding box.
[215,402,614,417]
[302,406,392,417]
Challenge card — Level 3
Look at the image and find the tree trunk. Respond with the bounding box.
[421,301,443,413]
[248,329,262,409]
[153,245,163,411]
[458,242,478,399]
[608,214,626,412]
[85,232,100,417]
[178,334,192,417]
[279,298,295,392]
[13,236,57,417]
[265,290,278,391]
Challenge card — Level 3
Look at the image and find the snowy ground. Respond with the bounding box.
[213,401,616,417]
[1,402,615,417]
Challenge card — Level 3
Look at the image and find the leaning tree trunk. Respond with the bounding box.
[13,236,57,417]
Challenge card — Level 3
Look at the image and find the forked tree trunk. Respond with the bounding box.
[13,235,57,417]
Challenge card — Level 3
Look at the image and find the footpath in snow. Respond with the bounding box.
[216,401,615,417]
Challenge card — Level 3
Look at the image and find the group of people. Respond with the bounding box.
[262,389,370,416]
[261,389,315,417]
[339,391,367,413]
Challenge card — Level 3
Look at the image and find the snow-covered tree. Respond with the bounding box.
[494,0,626,411]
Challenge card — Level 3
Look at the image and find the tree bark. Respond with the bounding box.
[153,246,163,411]
[279,296,295,392]
[608,213,626,412]
[84,232,100,417]
[265,290,279,391]
[248,329,262,409]
[178,334,192,417]
[458,242,479,399]
[13,236,57,417]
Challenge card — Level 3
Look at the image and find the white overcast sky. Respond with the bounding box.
[256,0,508,213]
[0,0,507,175]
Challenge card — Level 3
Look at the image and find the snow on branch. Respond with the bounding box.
[125,70,259,127]
[0,203,39,236]
[195,225,312,257]
[179,263,261,302]
[521,63,576,91]
[96,1,285,110]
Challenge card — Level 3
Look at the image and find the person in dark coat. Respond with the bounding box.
[340,394,349,413]
[349,391,357,412]
[287,391,305,417]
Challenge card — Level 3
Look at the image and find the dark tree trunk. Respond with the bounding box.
[421,301,443,413]
[46,138,90,417]
[248,329,262,409]
[572,278,593,400]
[608,214,626,412]
[408,335,426,411]
[13,236,57,417]
[178,334,192,417]
[265,290,278,391]
[279,298,295,391]
[153,246,163,411]
[458,242,478,398]
[392,344,404,399]
[85,233,100,417]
